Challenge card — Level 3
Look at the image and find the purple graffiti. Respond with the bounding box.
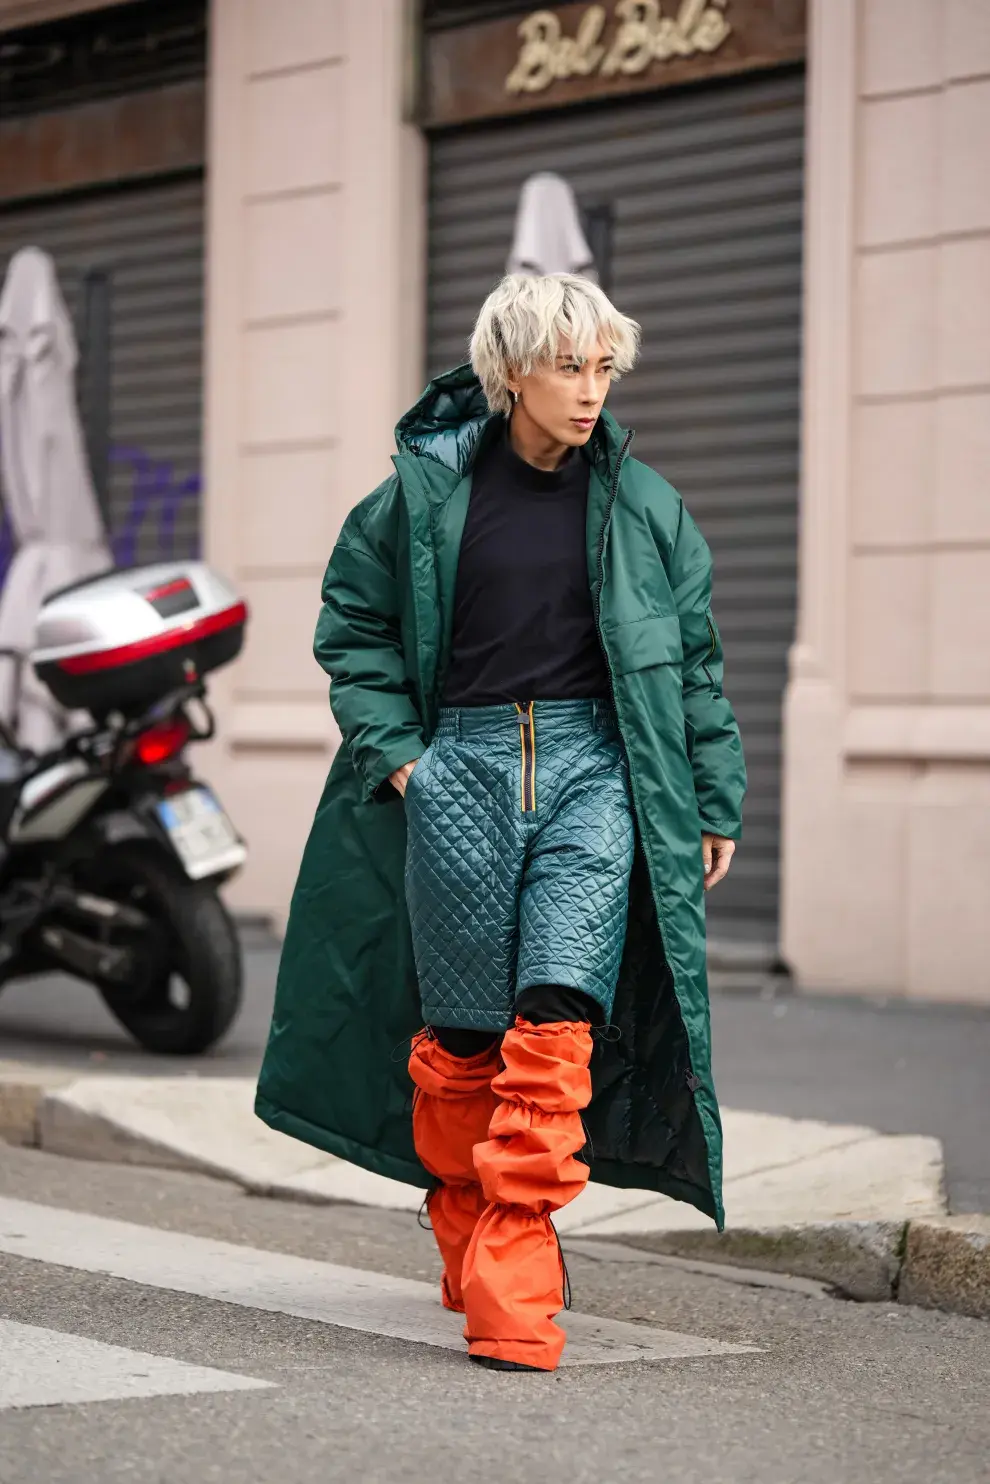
[0,512,13,577]
[108,446,201,568]
[0,443,201,584]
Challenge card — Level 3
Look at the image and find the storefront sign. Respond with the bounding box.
[421,0,805,128]
[506,2,732,95]
[0,80,205,204]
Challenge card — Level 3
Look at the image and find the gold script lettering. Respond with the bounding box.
[506,1,732,92]
[600,0,660,75]
[556,5,609,78]
[506,7,607,94]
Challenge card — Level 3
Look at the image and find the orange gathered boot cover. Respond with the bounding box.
[462,1018,593,1371]
[407,1031,501,1312]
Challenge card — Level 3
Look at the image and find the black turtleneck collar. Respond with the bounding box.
[500,420,585,496]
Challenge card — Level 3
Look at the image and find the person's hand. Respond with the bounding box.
[702,833,735,891]
[389,760,420,798]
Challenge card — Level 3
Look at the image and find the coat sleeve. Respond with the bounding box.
[669,507,747,841]
[314,477,426,802]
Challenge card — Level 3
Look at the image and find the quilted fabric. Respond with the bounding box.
[255,365,747,1231]
[405,700,634,1030]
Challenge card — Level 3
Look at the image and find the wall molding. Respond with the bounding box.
[228,701,338,751]
[844,705,990,763]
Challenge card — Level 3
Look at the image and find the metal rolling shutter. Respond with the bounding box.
[0,171,205,568]
[426,66,805,947]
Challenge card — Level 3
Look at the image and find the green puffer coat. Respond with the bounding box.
[256,365,746,1229]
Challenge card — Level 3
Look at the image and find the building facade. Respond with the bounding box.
[0,0,988,1004]
[783,0,990,1005]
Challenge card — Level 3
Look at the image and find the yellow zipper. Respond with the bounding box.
[703,611,718,689]
[514,701,536,813]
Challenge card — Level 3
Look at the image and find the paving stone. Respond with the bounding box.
[898,1215,990,1320]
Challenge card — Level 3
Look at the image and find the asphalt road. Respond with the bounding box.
[0,1141,987,1484]
[1,925,988,1210]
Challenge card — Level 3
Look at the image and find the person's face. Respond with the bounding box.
[507,337,614,448]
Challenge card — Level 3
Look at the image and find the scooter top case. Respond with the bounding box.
[33,561,248,718]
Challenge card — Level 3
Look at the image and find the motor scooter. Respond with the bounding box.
[0,561,248,1054]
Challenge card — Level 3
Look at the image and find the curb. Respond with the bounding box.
[0,1065,75,1148]
[898,1215,990,1320]
[36,1094,217,1175]
[597,1222,907,1303]
[595,1219,990,1321]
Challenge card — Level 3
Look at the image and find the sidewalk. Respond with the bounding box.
[2,1059,986,1319]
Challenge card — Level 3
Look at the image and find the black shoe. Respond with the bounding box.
[469,1354,547,1373]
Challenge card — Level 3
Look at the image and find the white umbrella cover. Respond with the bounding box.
[506,172,598,280]
[0,246,112,752]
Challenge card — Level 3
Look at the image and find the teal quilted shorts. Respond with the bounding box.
[404,698,635,1033]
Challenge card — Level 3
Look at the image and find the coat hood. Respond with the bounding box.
[395,363,489,474]
[395,363,629,479]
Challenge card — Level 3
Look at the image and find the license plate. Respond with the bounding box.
[156,787,246,880]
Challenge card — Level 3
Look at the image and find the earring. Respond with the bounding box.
[512,391,519,405]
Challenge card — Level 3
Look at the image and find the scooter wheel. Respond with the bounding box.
[86,845,243,1055]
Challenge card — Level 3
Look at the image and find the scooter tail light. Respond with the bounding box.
[133,719,191,766]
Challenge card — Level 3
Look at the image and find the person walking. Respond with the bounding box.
[256,273,746,1373]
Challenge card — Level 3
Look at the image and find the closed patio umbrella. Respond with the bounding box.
[0,246,112,752]
[506,172,598,280]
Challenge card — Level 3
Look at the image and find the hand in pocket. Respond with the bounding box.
[389,759,420,798]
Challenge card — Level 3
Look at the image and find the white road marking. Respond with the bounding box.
[0,1197,758,1368]
[0,1317,273,1412]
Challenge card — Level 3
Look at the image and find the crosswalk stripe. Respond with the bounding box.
[0,1317,273,1412]
[0,1197,758,1367]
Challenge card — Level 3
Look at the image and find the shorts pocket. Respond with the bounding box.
[403,740,437,802]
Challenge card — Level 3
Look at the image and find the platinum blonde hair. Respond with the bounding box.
[470,273,641,416]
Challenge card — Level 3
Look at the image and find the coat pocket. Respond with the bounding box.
[605,614,683,675]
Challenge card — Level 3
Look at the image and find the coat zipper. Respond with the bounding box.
[593,430,633,707]
[594,432,634,590]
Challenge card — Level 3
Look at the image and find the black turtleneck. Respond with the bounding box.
[441,426,609,707]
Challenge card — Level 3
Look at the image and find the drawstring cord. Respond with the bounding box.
[390,1034,416,1064]
[393,1025,440,1063]
[577,1113,595,1167]
[417,1178,441,1231]
[551,1218,572,1311]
